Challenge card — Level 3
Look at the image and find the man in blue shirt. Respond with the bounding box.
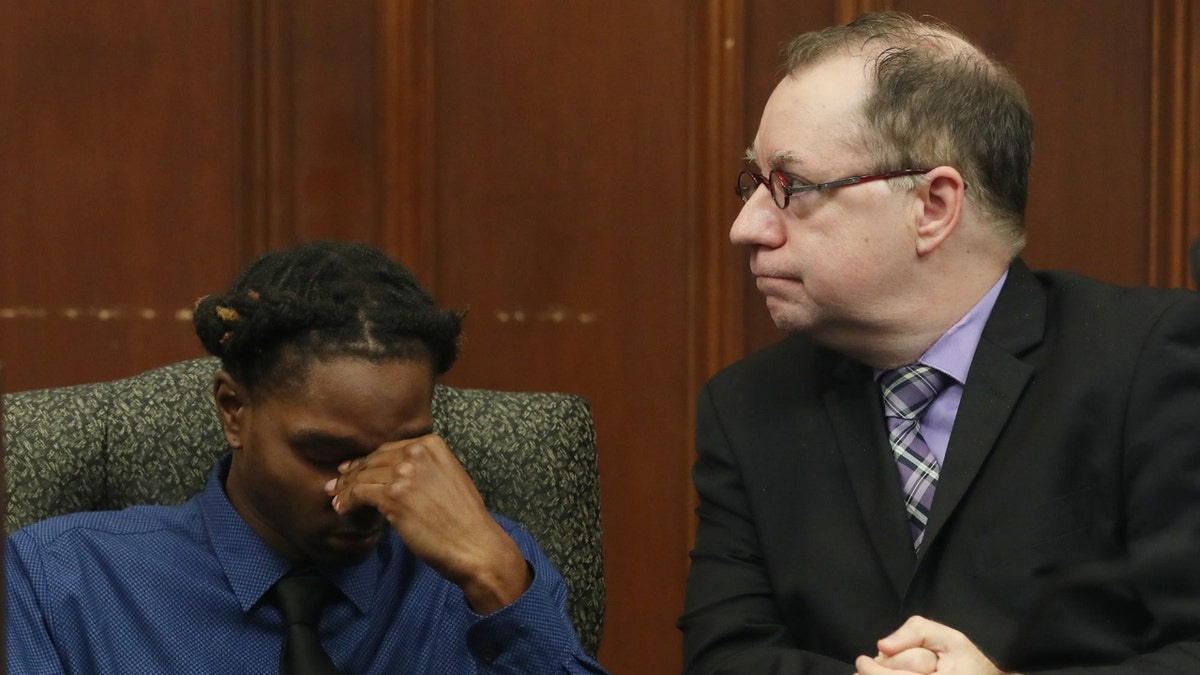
[7,241,606,674]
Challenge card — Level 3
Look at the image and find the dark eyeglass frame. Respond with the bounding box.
[736,168,933,209]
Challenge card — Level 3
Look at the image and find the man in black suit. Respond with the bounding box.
[680,11,1200,675]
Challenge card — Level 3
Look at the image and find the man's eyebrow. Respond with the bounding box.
[743,147,806,172]
[289,425,436,452]
[289,431,366,452]
[766,150,803,171]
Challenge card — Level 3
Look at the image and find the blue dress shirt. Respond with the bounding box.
[7,456,606,674]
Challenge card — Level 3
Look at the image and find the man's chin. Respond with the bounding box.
[306,529,385,566]
[763,299,813,334]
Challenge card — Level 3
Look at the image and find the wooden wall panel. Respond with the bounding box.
[1149,0,1200,289]
[242,0,389,249]
[0,0,241,391]
[4,2,1198,673]
[0,0,425,394]
[376,0,437,283]
[238,0,440,275]
[689,0,750,392]
[428,3,692,671]
[287,1,380,243]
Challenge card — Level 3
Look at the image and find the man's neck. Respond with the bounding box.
[826,265,1009,369]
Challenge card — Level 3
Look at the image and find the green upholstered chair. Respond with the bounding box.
[3,357,605,656]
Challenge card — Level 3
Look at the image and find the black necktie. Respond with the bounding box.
[273,574,342,675]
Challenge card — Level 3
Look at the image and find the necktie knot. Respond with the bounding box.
[274,574,332,626]
[273,573,342,675]
[880,364,952,422]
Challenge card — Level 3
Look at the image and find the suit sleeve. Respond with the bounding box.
[1025,294,1200,674]
[679,383,854,675]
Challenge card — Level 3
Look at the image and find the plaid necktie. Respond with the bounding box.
[879,364,952,550]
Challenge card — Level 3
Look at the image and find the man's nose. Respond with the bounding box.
[730,189,785,249]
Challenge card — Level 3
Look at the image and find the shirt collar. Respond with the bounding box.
[199,455,387,616]
[920,270,1008,384]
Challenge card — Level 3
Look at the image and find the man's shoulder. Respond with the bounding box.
[9,501,203,558]
[1029,267,1199,327]
[1032,268,1193,306]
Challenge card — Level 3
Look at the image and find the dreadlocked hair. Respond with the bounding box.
[194,241,463,395]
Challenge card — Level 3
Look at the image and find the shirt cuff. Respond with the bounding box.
[464,560,579,668]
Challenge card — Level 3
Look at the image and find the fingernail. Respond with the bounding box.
[331,495,340,513]
[324,478,337,493]
[338,460,351,473]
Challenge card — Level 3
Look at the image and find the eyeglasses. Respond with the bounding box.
[735,168,932,209]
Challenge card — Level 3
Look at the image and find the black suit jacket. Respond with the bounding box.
[681,260,1200,674]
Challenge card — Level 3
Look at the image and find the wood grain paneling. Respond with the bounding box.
[689,0,750,394]
[0,0,240,391]
[1,0,429,393]
[686,0,749,564]
[240,0,289,255]
[288,1,380,243]
[243,0,385,247]
[427,4,693,670]
[376,0,437,284]
[4,3,1198,673]
[1149,0,1199,288]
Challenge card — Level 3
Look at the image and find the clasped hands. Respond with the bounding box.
[854,616,1015,675]
[323,434,532,615]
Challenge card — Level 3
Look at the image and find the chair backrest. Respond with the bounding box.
[3,357,604,655]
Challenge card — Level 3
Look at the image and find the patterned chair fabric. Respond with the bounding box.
[3,357,605,655]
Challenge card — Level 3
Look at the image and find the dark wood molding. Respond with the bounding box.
[1149,0,1196,288]
[687,0,746,395]
[1192,0,1199,287]
[686,0,747,546]
[239,0,294,262]
[376,0,437,290]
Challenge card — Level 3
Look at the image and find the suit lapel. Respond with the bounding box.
[827,359,915,598]
[920,260,1045,556]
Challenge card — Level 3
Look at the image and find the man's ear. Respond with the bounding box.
[213,371,249,450]
[913,165,967,256]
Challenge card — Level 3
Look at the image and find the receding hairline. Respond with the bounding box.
[745,53,882,173]
[780,16,992,85]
